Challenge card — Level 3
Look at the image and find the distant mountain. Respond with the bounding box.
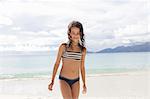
[97,42,150,53]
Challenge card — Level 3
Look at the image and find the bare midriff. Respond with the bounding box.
[60,58,81,79]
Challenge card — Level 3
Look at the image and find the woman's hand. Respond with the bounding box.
[48,81,54,91]
[82,84,87,94]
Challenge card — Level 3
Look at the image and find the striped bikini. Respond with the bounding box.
[61,45,82,60]
[59,44,82,87]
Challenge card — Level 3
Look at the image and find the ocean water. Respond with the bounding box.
[0,51,149,79]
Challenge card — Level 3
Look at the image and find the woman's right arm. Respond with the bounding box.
[51,43,65,83]
[48,43,65,91]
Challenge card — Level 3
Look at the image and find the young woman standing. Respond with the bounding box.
[48,21,87,99]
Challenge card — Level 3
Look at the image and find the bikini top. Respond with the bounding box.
[62,45,82,60]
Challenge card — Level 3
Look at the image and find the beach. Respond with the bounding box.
[0,70,149,99]
[0,0,149,98]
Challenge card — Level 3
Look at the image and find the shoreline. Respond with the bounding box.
[0,68,149,80]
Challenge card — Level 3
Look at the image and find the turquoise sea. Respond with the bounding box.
[0,51,149,79]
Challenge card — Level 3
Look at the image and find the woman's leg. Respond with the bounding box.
[71,81,80,99]
[59,80,73,99]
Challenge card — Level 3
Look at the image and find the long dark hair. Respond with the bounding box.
[67,21,85,51]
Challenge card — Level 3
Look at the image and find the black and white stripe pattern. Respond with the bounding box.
[62,51,82,60]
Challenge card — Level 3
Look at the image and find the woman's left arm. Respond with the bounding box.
[80,47,87,94]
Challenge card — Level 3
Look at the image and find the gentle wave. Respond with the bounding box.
[0,68,148,80]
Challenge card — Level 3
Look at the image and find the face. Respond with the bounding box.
[70,27,80,43]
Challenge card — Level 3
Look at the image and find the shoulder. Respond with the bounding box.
[82,47,86,52]
[58,43,67,51]
[60,43,67,48]
[61,43,67,46]
[82,47,86,55]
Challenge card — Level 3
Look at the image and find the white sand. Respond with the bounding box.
[0,70,149,99]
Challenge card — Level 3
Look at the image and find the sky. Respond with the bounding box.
[0,0,149,52]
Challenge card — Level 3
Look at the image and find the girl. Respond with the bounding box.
[48,21,87,99]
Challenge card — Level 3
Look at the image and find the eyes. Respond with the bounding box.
[70,27,80,36]
[70,32,80,36]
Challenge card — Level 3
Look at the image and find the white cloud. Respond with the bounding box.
[0,35,18,44]
[0,0,149,51]
[114,21,148,37]
[0,16,13,25]
[11,27,21,30]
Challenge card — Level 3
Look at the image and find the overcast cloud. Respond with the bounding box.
[0,0,149,51]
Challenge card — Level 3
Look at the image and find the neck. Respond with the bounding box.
[70,42,79,50]
[71,41,78,46]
